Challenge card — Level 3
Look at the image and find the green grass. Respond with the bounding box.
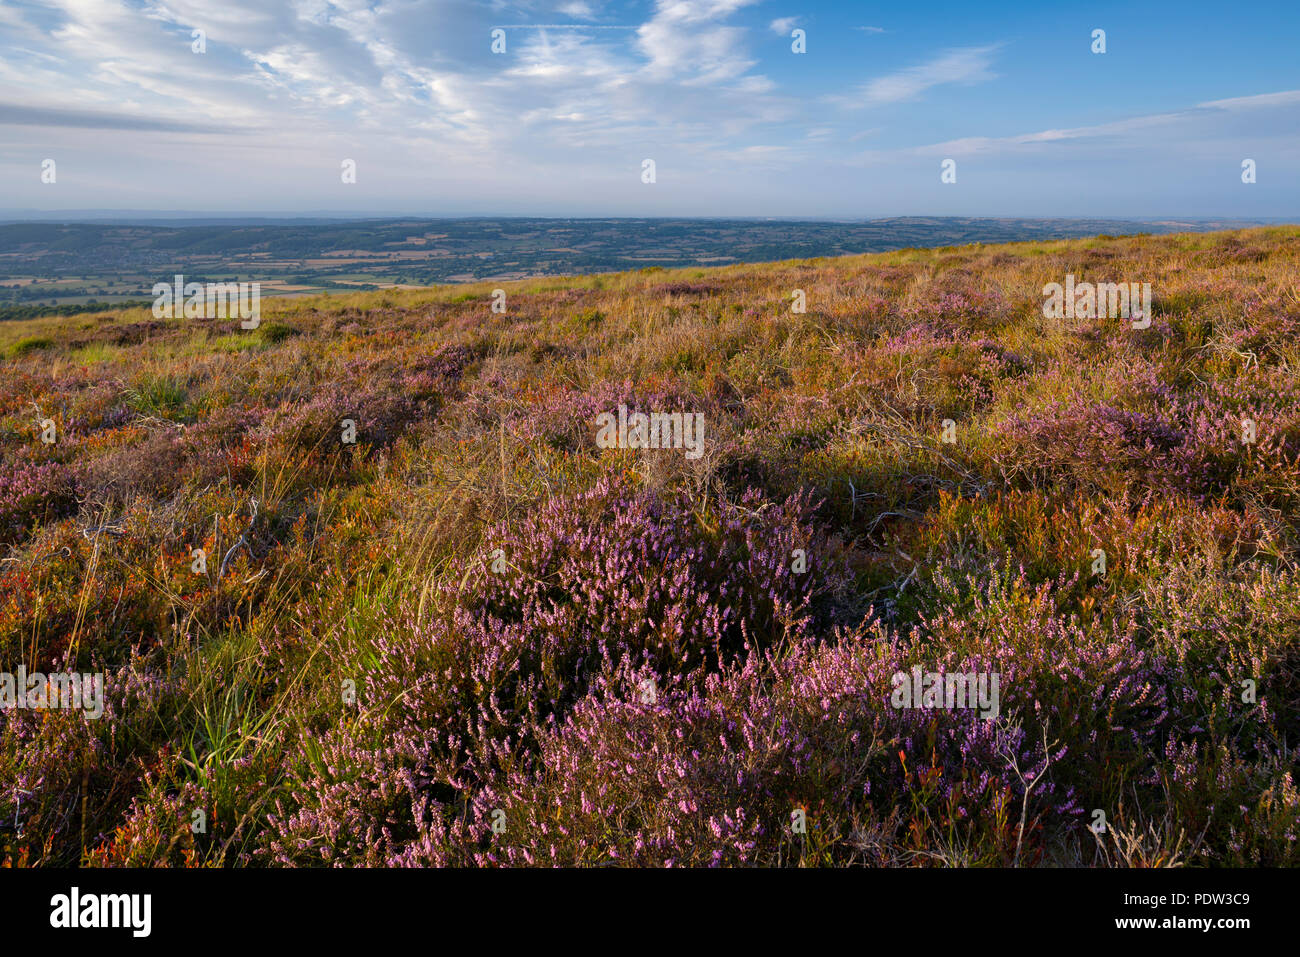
[124,372,194,420]
[8,335,53,357]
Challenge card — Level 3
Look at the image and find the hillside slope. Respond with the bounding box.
[2,227,1299,866]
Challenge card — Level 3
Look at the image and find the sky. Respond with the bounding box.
[0,0,1297,218]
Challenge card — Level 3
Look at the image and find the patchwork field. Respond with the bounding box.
[1,226,1298,867]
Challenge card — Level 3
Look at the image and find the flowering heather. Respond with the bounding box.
[0,459,78,542]
[2,226,1299,868]
[994,362,1300,503]
[264,478,847,865]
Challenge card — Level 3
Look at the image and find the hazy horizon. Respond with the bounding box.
[2,211,1295,226]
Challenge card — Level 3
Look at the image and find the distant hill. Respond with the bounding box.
[0,216,1282,315]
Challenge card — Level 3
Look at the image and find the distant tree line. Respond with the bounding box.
[0,299,152,322]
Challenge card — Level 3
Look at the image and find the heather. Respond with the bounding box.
[1,227,1298,867]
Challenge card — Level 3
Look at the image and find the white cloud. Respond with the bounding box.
[556,2,597,20]
[636,0,762,82]
[1198,89,1300,111]
[851,44,1001,106]
[852,92,1300,163]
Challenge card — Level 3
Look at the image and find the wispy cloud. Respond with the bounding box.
[1,1,1294,216]
[636,0,764,84]
[0,102,241,133]
[1198,89,1300,111]
[853,91,1300,161]
[556,2,597,20]
[850,44,1001,106]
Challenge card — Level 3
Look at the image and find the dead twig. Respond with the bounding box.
[219,497,259,579]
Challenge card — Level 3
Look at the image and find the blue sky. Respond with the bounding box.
[0,0,1297,217]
